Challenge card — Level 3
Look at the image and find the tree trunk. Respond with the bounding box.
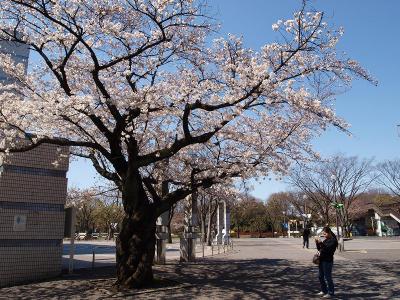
[167,205,175,244]
[325,211,330,226]
[115,170,157,288]
[236,224,240,238]
[116,210,156,288]
[167,223,172,244]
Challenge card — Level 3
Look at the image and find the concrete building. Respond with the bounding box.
[0,143,69,287]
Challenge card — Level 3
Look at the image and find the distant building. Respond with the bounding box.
[351,197,400,236]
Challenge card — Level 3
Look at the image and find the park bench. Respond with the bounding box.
[76,232,87,240]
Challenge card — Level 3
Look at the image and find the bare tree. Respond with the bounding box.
[288,167,334,225]
[377,159,400,196]
[197,190,219,245]
[288,155,374,237]
[284,191,316,227]
[331,156,375,236]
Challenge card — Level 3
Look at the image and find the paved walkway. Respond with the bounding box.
[2,238,400,299]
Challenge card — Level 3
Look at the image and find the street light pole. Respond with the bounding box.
[282,211,286,237]
[331,174,340,239]
[331,174,345,251]
[303,194,308,228]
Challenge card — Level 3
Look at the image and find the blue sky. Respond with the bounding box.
[68,1,400,200]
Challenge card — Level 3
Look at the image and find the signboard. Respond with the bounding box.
[13,215,27,231]
[64,207,76,238]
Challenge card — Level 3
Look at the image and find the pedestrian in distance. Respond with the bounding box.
[302,226,311,249]
[315,226,338,298]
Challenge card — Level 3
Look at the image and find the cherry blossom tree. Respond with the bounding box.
[0,1,374,287]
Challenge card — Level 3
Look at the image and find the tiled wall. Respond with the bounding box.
[0,173,67,204]
[0,246,62,286]
[1,143,69,170]
[0,143,69,287]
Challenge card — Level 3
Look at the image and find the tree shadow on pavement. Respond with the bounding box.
[157,258,400,299]
[1,259,399,299]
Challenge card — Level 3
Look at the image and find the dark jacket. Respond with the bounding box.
[303,228,311,238]
[316,237,338,262]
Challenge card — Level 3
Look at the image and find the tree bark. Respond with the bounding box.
[167,204,175,244]
[115,209,156,288]
[167,223,172,244]
[115,170,157,288]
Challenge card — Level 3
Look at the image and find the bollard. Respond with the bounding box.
[92,248,95,269]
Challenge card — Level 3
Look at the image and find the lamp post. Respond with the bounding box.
[331,174,345,251]
[302,194,308,228]
[282,211,287,237]
[330,174,340,239]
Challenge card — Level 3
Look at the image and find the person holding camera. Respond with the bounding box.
[315,227,338,298]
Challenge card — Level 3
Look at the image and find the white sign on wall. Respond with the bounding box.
[13,215,27,231]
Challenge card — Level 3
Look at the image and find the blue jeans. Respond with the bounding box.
[319,261,334,295]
